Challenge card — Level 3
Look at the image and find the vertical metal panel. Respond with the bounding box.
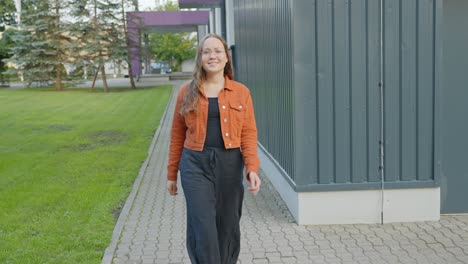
[367,0,382,183]
[350,0,369,183]
[416,0,435,181]
[333,0,352,184]
[316,0,334,184]
[233,0,295,179]
[383,0,400,183]
[433,0,442,187]
[400,0,418,182]
[292,0,318,185]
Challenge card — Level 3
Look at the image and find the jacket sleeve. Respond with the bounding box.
[167,86,187,181]
[240,90,260,179]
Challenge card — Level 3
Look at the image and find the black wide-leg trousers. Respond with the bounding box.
[179,147,244,264]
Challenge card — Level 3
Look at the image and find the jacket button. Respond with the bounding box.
[222,105,226,109]
[224,118,228,122]
[238,105,243,109]
[228,143,232,147]
[225,133,229,137]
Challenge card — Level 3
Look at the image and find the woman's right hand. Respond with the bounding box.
[167,180,178,196]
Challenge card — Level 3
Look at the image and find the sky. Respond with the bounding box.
[138,0,156,11]
[12,0,160,13]
[138,0,178,11]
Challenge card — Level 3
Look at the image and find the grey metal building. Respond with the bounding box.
[187,0,468,224]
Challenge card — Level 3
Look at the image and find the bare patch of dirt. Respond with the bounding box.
[87,131,130,146]
[65,130,130,152]
[112,201,125,221]
[48,124,73,131]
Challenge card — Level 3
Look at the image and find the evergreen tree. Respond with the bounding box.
[0,0,16,30]
[7,0,71,90]
[0,0,16,79]
[0,29,14,84]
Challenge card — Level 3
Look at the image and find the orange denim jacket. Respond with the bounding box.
[167,77,260,181]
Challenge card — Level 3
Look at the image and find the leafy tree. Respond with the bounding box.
[157,1,179,11]
[149,33,196,72]
[148,2,196,72]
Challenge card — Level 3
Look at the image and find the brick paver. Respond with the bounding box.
[102,82,468,264]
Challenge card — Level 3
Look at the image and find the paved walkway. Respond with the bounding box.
[102,82,468,264]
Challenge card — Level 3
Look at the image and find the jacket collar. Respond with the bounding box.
[199,76,233,99]
[224,76,234,91]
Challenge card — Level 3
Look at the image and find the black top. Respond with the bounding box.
[204,97,225,148]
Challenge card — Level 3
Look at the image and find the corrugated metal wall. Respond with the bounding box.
[291,0,382,190]
[234,0,295,178]
[234,0,441,190]
[382,0,442,188]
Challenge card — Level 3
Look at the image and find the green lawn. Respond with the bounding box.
[0,86,172,263]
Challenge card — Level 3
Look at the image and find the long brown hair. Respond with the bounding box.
[179,34,234,114]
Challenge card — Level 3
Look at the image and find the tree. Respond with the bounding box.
[50,0,72,90]
[0,29,15,83]
[148,2,196,72]
[69,0,125,92]
[7,0,71,90]
[119,0,137,89]
[0,0,16,31]
[1,0,17,84]
[149,33,196,72]
[155,1,179,11]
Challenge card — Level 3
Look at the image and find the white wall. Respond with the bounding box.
[181,59,195,73]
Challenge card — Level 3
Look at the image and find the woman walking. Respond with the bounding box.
[166,34,261,264]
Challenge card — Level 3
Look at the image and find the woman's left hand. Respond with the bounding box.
[167,180,178,196]
[247,172,261,195]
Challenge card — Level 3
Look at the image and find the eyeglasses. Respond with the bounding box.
[201,50,225,56]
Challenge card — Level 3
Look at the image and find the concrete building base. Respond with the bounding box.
[259,147,440,225]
